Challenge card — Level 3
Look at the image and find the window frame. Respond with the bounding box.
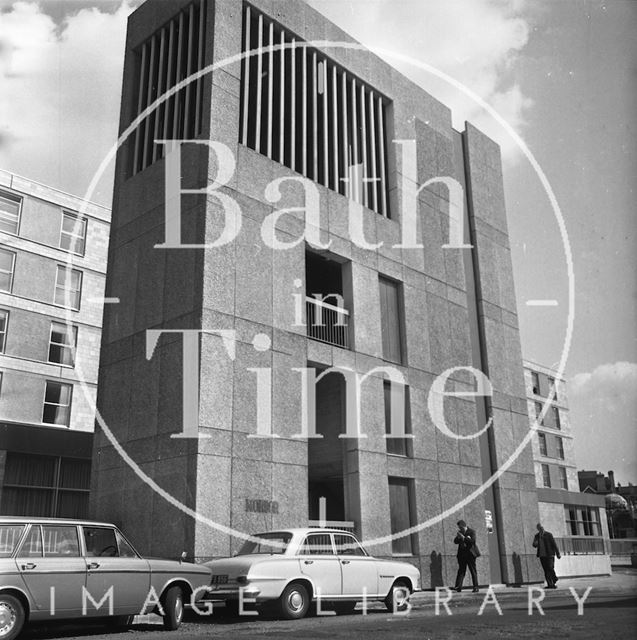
[531,371,540,395]
[541,463,551,488]
[54,265,82,310]
[0,309,8,353]
[378,275,405,365]
[42,380,73,427]
[384,380,413,457]
[538,432,547,456]
[556,436,565,460]
[59,211,87,256]
[0,190,22,236]
[558,466,568,490]
[48,321,78,367]
[388,477,417,556]
[552,406,561,430]
[0,248,16,293]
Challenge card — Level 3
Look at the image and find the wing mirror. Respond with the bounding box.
[180,551,187,564]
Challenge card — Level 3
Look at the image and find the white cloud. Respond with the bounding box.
[0,1,138,204]
[309,0,538,162]
[569,362,637,484]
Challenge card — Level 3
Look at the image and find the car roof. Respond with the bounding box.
[252,528,357,536]
[0,516,116,528]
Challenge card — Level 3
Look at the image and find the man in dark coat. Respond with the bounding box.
[452,520,480,592]
[533,523,561,588]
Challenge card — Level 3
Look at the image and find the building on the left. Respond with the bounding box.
[0,169,110,518]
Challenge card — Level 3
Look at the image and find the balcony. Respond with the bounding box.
[306,296,350,349]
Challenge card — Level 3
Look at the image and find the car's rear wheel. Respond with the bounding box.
[278,582,310,619]
[0,594,25,640]
[384,580,411,613]
[332,601,357,615]
[162,586,184,630]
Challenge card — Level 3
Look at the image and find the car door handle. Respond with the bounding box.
[341,560,350,565]
[88,562,101,570]
[21,563,36,570]
[304,560,314,565]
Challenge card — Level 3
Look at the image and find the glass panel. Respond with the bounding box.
[334,534,366,556]
[1,488,55,517]
[59,459,91,489]
[17,525,42,558]
[116,531,138,558]
[42,525,80,557]
[84,527,119,557]
[4,453,57,487]
[236,532,292,555]
[0,192,21,234]
[0,524,25,557]
[301,534,334,555]
[388,478,413,554]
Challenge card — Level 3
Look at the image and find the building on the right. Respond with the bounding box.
[523,360,612,576]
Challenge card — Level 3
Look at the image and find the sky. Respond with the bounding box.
[0,0,635,484]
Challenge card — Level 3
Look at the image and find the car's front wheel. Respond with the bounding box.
[384,580,411,613]
[278,582,310,619]
[0,594,25,640]
[162,586,184,630]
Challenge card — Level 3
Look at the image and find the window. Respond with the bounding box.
[60,212,87,255]
[558,466,568,489]
[379,276,404,364]
[541,464,551,488]
[17,525,41,558]
[48,322,77,366]
[0,525,25,557]
[42,381,73,426]
[388,478,416,555]
[83,527,119,557]
[552,406,561,430]
[548,376,558,401]
[0,309,8,352]
[334,534,367,556]
[54,266,82,309]
[534,401,543,425]
[130,0,207,175]
[43,525,80,557]
[565,506,601,536]
[0,453,90,518]
[0,190,21,235]
[301,533,334,555]
[236,532,292,555]
[531,371,540,395]
[556,436,565,460]
[538,432,547,456]
[116,531,138,558]
[384,380,412,456]
[240,5,391,217]
[0,248,16,292]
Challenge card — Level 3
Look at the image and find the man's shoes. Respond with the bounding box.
[554,577,559,584]
[546,585,557,589]
[472,588,479,593]
[449,587,461,592]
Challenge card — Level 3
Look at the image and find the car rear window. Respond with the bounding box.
[237,532,292,555]
[0,525,25,557]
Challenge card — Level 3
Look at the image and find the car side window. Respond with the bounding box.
[334,534,367,557]
[301,534,334,555]
[83,527,119,557]
[5,524,30,557]
[115,531,138,558]
[42,525,80,557]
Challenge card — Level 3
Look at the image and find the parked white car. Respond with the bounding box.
[204,528,421,619]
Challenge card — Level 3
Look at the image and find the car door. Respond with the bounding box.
[82,525,150,616]
[298,533,341,598]
[15,524,87,616]
[334,534,379,597]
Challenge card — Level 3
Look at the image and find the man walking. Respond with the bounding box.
[452,520,480,593]
[533,523,561,588]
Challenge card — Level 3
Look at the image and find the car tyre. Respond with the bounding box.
[278,582,310,620]
[332,601,357,615]
[384,580,411,613]
[162,586,184,630]
[0,594,25,640]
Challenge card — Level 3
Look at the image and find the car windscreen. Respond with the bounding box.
[0,524,25,557]
[236,532,292,555]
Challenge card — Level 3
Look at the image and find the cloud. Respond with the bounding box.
[0,0,139,205]
[309,0,538,162]
[569,362,637,484]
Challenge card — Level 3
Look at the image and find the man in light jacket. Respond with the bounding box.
[533,523,561,588]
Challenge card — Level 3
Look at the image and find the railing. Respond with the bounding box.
[555,536,609,555]
[610,538,637,555]
[306,296,350,349]
[308,520,356,533]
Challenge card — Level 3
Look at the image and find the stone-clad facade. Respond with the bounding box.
[92,0,542,586]
[0,169,109,517]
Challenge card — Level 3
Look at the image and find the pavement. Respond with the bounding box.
[407,566,636,612]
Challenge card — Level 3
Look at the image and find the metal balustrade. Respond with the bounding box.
[555,536,609,555]
[306,296,350,348]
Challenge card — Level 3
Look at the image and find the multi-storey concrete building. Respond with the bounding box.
[93,0,544,586]
[0,170,109,518]
[524,360,611,575]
